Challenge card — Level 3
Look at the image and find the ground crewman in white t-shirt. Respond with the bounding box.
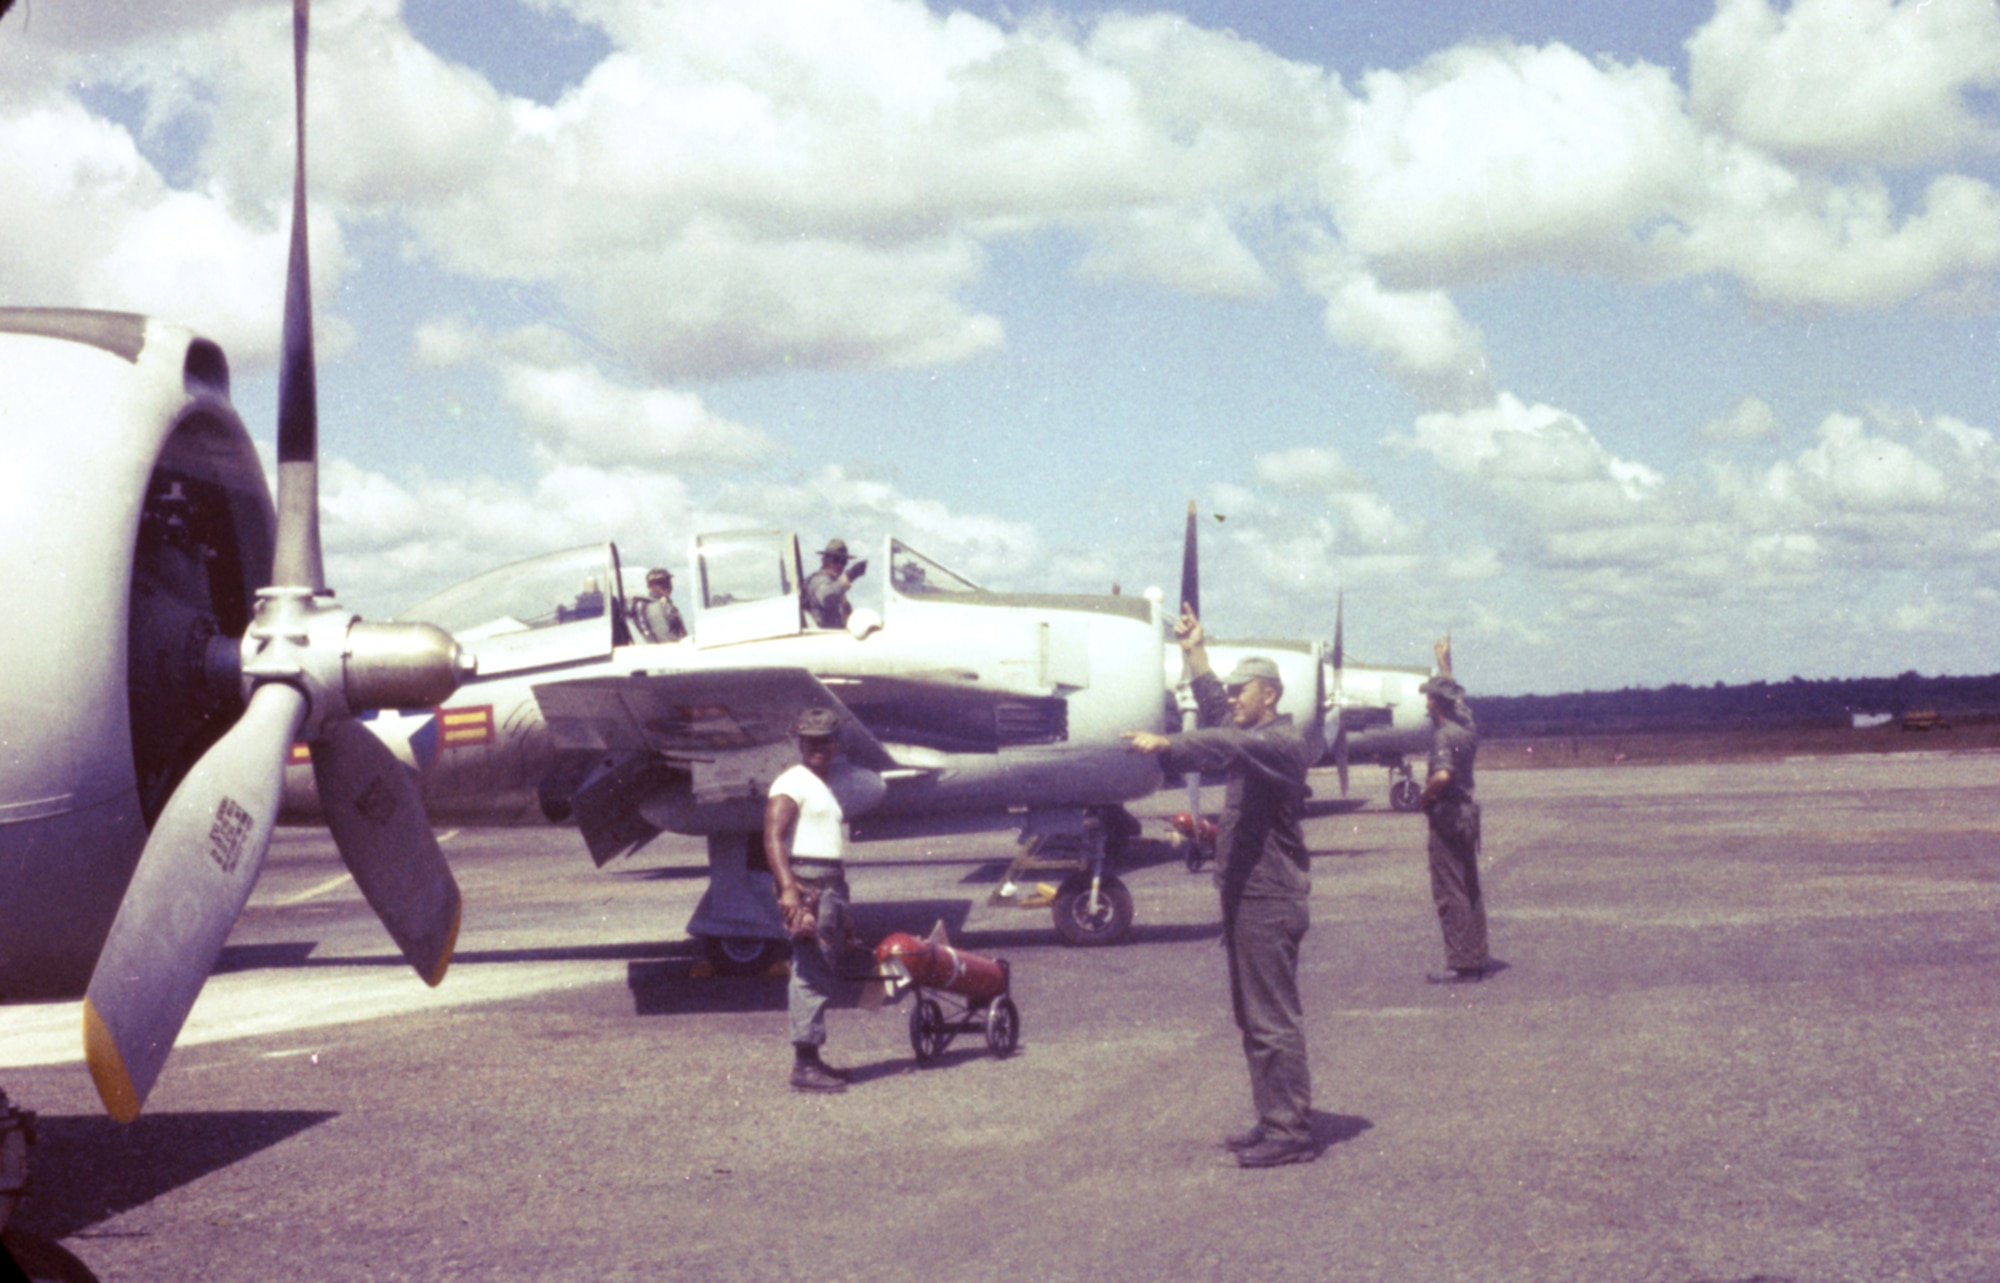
[765,707,862,1093]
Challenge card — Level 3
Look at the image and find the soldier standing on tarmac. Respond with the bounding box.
[765,708,861,1093]
[1419,636,1489,984]
[1124,606,1324,1168]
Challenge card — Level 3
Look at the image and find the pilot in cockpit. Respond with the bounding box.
[804,538,867,629]
[557,575,604,623]
[631,567,688,643]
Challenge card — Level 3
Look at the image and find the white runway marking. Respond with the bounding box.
[271,873,355,906]
[0,959,618,1069]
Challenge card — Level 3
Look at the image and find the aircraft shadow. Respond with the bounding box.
[1303,798,1372,817]
[607,864,715,883]
[10,1111,336,1241]
[949,921,1222,952]
[214,939,706,974]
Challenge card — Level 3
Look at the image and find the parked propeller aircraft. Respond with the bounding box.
[0,0,464,1167]
[282,534,1172,972]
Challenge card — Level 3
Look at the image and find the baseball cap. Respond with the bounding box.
[1420,676,1465,701]
[1224,656,1282,689]
[794,707,843,738]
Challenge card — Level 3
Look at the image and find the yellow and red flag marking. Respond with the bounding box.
[288,742,312,766]
[439,705,495,748]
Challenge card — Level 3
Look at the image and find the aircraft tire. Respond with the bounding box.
[702,935,788,977]
[1389,778,1423,812]
[1051,872,1133,947]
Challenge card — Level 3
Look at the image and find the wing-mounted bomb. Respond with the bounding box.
[873,923,1020,1061]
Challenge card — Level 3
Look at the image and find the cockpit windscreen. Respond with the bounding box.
[889,540,983,596]
[397,545,613,639]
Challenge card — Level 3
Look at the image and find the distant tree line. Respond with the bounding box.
[1470,671,2000,738]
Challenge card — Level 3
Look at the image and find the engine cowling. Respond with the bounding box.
[0,309,273,1001]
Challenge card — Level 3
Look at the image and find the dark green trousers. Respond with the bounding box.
[1223,896,1312,1144]
[1427,800,1487,971]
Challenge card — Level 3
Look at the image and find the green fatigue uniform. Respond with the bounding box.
[1158,670,1323,1147]
[1425,714,1487,971]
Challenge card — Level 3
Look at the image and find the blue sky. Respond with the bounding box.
[6,0,2000,693]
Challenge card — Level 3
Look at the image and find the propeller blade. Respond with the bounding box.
[83,682,309,1122]
[1332,589,1344,671]
[1179,499,1200,622]
[1335,723,1349,797]
[312,718,461,986]
[271,0,323,592]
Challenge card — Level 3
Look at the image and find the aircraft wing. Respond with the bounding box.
[532,667,900,864]
[532,666,897,772]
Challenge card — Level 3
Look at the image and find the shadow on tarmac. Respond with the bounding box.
[1302,798,1371,818]
[10,1112,335,1241]
[214,938,707,975]
[1308,1110,1374,1151]
[2,1229,100,1282]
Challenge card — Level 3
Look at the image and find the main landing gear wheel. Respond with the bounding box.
[1051,871,1133,947]
[702,935,787,977]
[984,997,1021,1058]
[1390,778,1423,812]
[910,997,948,1063]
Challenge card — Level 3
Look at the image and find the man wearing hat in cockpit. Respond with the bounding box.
[803,538,867,630]
[1418,642,1487,985]
[1124,605,1324,1169]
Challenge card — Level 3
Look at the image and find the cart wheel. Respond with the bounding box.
[1051,872,1134,947]
[984,997,1021,1058]
[910,997,949,1063]
[702,935,787,977]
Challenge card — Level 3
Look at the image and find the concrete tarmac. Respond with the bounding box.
[4,752,1999,1282]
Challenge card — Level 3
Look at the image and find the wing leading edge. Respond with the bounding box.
[532,666,897,863]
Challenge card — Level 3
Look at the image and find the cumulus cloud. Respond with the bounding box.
[1075,205,1274,299]
[1297,242,1495,409]
[1714,410,2000,565]
[409,317,777,468]
[1326,41,1699,284]
[498,361,777,469]
[18,0,2000,396]
[1701,396,1780,442]
[0,91,297,359]
[1687,0,2000,170]
[1398,394,1666,529]
[1254,445,1365,493]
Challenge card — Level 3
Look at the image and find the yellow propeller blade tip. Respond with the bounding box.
[425,896,463,989]
[82,998,142,1125]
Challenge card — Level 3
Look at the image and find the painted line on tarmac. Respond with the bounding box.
[0,959,617,1069]
[271,872,355,906]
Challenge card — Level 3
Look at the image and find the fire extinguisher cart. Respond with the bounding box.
[874,927,1022,1062]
